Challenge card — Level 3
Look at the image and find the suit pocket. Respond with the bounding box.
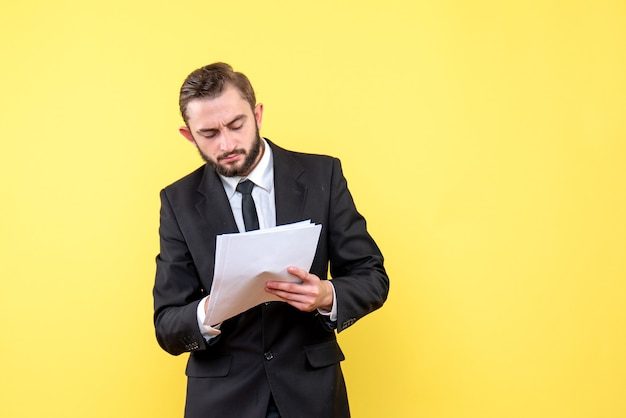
[304,340,345,369]
[185,353,232,377]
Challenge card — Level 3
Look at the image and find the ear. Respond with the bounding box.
[254,103,264,131]
[179,126,196,144]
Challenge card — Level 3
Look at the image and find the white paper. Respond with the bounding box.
[204,220,322,325]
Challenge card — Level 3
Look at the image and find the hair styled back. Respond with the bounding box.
[179,62,257,124]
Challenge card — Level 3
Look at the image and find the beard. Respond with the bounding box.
[197,131,263,177]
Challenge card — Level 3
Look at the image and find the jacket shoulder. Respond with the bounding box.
[269,140,340,170]
[161,165,206,194]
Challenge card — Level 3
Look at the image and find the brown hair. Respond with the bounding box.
[179,62,257,124]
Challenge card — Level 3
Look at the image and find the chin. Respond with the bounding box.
[218,164,246,177]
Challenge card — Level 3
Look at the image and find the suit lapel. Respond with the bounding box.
[270,141,309,226]
[195,165,239,236]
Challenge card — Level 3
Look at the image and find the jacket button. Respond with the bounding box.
[264,352,274,361]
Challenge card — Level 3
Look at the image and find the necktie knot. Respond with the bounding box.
[236,179,255,195]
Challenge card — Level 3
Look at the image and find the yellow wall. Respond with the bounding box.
[1,1,625,417]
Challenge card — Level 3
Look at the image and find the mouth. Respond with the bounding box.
[218,151,244,164]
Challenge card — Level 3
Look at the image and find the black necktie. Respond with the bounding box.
[236,180,260,231]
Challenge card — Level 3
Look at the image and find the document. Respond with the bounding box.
[204,220,322,326]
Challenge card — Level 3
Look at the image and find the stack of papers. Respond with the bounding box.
[204,220,322,325]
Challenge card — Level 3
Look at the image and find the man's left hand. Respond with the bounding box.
[265,266,333,312]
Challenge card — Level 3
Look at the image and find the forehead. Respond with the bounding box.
[186,86,252,122]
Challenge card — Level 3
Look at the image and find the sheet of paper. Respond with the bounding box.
[204,220,322,325]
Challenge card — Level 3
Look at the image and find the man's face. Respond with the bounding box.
[179,85,264,177]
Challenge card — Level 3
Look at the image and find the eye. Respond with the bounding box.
[230,123,243,131]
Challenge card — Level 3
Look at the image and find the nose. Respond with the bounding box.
[219,131,235,152]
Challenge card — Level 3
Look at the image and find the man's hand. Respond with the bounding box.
[265,266,333,312]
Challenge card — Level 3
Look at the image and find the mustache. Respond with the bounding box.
[217,149,246,161]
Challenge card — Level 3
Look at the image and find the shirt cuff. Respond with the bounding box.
[196,296,222,339]
[316,281,337,322]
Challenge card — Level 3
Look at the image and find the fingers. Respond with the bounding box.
[266,285,315,311]
[287,265,310,282]
[265,278,314,297]
[265,268,322,312]
[267,268,319,294]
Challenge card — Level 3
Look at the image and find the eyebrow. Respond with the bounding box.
[196,114,246,133]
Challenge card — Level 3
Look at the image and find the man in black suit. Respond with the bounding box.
[153,62,389,418]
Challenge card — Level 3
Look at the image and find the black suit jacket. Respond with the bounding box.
[154,140,389,418]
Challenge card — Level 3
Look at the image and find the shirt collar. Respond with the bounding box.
[219,138,274,199]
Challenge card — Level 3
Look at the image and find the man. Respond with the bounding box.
[153,62,389,418]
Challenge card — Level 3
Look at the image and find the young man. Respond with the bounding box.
[153,62,389,418]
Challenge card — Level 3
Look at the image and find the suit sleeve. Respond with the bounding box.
[153,189,209,355]
[326,158,390,332]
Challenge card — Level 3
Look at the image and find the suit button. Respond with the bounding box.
[264,352,274,361]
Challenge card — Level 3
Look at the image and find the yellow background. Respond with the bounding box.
[1,1,625,417]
